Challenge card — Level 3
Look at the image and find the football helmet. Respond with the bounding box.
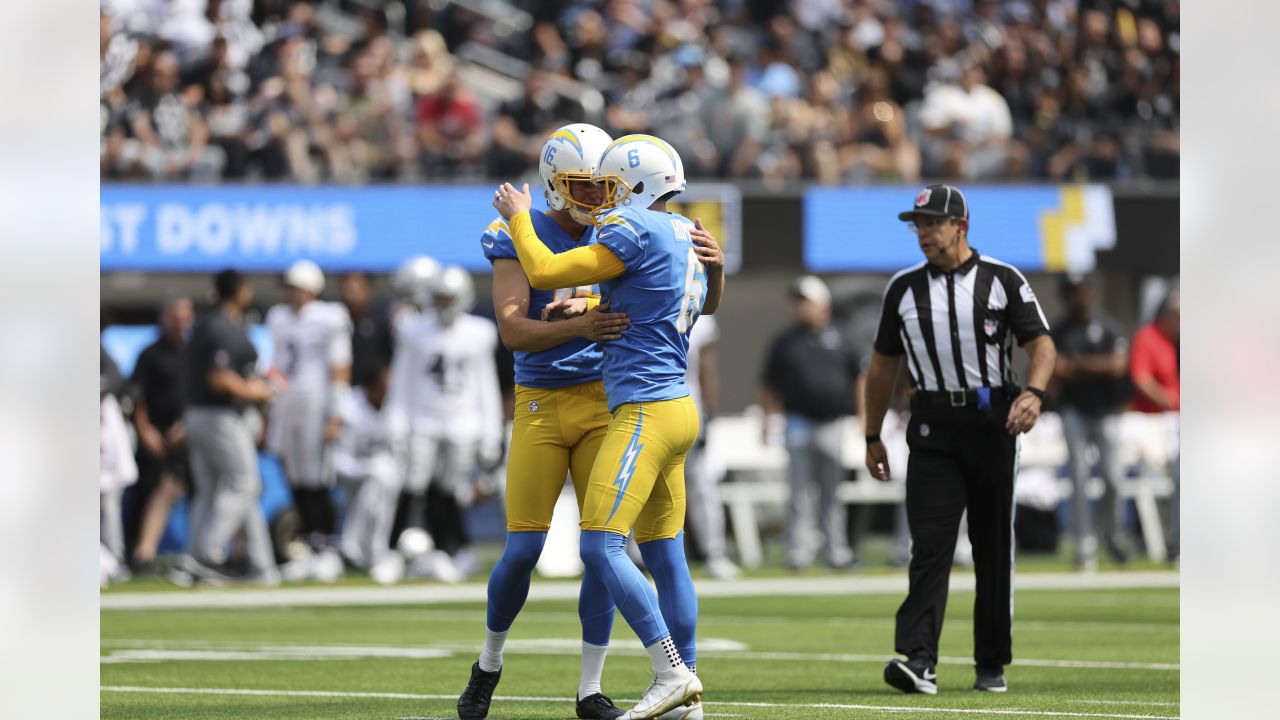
[591,134,686,221]
[433,265,475,325]
[392,256,441,310]
[283,259,325,295]
[537,123,614,225]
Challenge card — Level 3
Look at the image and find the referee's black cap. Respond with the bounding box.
[898,184,969,221]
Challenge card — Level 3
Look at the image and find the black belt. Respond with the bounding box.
[910,387,1013,411]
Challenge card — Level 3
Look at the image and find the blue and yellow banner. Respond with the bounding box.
[101,183,742,274]
[804,185,1115,272]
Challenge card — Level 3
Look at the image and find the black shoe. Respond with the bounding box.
[576,692,624,719]
[884,657,938,695]
[973,666,1007,692]
[457,662,501,719]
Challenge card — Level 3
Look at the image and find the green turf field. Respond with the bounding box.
[101,578,1178,719]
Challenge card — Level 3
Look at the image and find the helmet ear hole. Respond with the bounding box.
[633,181,645,195]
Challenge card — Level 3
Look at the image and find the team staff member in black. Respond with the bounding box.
[863,184,1056,694]
[182,269,279,583]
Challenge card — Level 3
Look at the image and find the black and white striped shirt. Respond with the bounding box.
[873,250,1050,391]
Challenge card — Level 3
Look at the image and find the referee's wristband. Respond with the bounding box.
[1025,386,1046,401]
[865,434,882,444]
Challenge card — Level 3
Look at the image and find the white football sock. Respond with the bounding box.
[578,642,608,699]
[645,635,684,673]
[478,628,507,673]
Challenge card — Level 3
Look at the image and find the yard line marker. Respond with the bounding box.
[100,640,1178,671]
[101,686,1179,719]
[101,571,1179,610]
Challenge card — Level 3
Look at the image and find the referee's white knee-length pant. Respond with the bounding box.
[185,406,275,573]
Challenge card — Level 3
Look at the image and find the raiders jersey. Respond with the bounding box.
[331,389,394,478]
[265,301,353,391]
[386,312,502,446]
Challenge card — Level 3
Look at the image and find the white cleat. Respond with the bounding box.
[619,666,702,720]
[655,699,702,720]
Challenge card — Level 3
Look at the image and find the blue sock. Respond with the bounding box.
[578,563,616,646]
[639,532,698,668]
[580,529,668,646]
[486,531,547,632]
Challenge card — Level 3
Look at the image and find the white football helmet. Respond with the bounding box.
[432,265,475,325]
[284,259,325,295]
[538,123,614,225]
[591,134,686,220]
[393,256,441,310]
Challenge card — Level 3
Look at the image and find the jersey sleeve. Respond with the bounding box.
[593,208,648,270]
[872,277,907,357]
[1003,271,1051,345]
[481,217,516,263]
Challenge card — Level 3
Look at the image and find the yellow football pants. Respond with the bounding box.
[504,381,611,532]
[580,396,700,542]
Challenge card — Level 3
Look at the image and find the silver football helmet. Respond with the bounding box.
[392,256,441,310]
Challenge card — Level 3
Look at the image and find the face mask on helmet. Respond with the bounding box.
[589,135,686,225]
[538,124,614,225]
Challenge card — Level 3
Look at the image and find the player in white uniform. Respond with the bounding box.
[387,265,503,574]
[333,365,404,581]
[682,315,741,582]
[266,260,353,559]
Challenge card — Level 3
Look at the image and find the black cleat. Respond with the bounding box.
[457,662,501,719]
[884,657,938,695]
[973,666,1007,692]
[576,692,624,719]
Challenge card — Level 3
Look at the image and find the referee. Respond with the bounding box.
[863,184,1056,695]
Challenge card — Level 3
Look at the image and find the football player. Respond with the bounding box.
[491,133,726,720]
[458,123,634,720]
[333,364,402,580]
[386,266,502,581]
[266,259,353,575]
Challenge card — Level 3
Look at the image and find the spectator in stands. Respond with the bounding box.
[703,53,769,178]
[1130,287,1179,561]
[489,69,579,178]
[408,29,453,99]
[415,70,485,179]
[126,296,195,575]
[918,58,1020,180]
[334,50,413,181]
[841,67,921,183]
[1050,275,1132,571]
[341,270,395,389]
[125,50,225,180]
[761,276,861,571]
[97,0,1180,182]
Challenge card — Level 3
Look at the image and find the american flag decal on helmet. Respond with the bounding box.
[665,175,676,183]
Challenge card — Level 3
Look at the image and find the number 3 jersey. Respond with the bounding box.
[481,213,603,388]
[593,205,707,411]
[385,311,503,448]
[265,300,353,395]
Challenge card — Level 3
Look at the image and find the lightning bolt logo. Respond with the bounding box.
[606,408,644,523]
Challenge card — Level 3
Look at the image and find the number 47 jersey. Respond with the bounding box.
[594,205,707,412]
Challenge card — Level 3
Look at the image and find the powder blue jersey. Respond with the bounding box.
[482,212,604,389]
[594,206,707,411]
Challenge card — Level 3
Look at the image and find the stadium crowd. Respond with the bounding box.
[100,0,1179,185]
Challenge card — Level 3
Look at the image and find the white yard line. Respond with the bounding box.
[101,571,1179,610]
[99,640,1179,672]
[101,685,1178,719]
